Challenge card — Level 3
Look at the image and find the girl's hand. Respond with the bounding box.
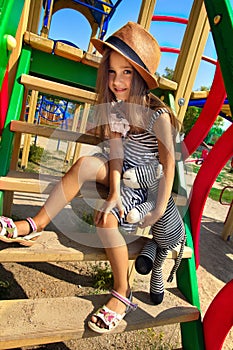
[94,194,124,225]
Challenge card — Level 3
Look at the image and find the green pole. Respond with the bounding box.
[0,0,25,87]
[0,47,31,176]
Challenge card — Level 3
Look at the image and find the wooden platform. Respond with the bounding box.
[0,290,199,349]
[0,230,192,263]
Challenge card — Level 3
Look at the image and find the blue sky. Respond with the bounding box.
[42,0,233,92]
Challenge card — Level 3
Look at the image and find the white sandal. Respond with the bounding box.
[88,289,137,333]
[0,216,41,246]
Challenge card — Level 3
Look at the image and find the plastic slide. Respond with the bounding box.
[182,62,226,159]
[203,279,233,350]
[189,123,233,267]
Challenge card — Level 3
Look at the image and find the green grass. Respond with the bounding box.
[91,262,113,291]
[209,187,232,204]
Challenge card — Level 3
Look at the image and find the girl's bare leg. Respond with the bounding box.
[91,213,130,328]
[13,156,109,236]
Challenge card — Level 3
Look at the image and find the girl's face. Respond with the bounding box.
[108,51,133,101]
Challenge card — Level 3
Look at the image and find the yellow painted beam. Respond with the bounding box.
[173,0,210,123]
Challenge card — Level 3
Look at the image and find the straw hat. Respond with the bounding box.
[91,22,161,89]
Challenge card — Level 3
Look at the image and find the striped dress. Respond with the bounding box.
[110,108,183,240]
[97,107,185,298]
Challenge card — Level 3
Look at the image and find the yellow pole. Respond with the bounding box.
[173,0,210,124]
[21,90,39,168]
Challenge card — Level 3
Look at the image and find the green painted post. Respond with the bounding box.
[0,0,25,87]
[177,212,205,349]
[0,47,31,176]
[162,91,205,349]
[204,0,233,114]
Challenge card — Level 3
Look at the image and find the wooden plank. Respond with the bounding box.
[0,291,199,349]
[190,90,209,99]
[0,171,107,197]
[54,41,83,62]
[10,121,101,145]
[0,169,187,206]
[137,0,156,30]
[0,231,192,262]
[24,31,54,53]
[157,76,178,91]
[0,171,59,194]
[27,1,42,34]
[81,52,102,68]
[20,74,97,103]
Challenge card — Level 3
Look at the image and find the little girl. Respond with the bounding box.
[0,22,184,333]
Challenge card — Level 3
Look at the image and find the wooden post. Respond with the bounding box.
[173,0,210,124]
[21,90,39,168]
[27,0,43,34]
[87,22,99,53]
[73,103,91,163]
[222,203,233,241]
[137,0,157,30]
[65,104,81,164]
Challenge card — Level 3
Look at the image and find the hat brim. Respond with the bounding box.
[91,38,159,89]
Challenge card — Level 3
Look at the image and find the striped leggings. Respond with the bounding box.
[126,163,185,304]
[135,195,185,304]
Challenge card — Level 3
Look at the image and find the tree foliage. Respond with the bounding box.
[162,67,174,80]
[182,106,200,135]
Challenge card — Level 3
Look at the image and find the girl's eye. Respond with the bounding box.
[108,69,115,74]
[124,69,132,75]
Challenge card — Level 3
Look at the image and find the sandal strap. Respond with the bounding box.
[22,231,41,241]
[111,290,137,311]
[26,217,37,233]
[95,305,123,329]
[0,216,18,238]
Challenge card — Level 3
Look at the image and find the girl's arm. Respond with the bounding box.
[140,112,176,227]
[95,131,124,225]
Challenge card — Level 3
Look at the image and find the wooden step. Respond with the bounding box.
[20,74,97,103]
[0,231,192,263]
[0,290,199,349]
[81,52,102,68]
[54,41,83,62]
[0,170,188,206]
[10,120,183,162]
[24,31,54,54]
[10,120,100,145]
[0,171,108,197]
[23,32,100,67]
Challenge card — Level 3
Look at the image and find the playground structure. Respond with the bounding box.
[0,0,232,349]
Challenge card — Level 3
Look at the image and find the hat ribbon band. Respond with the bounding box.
[105,36,149,73]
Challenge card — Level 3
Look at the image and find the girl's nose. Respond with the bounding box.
[113,73,122,85]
